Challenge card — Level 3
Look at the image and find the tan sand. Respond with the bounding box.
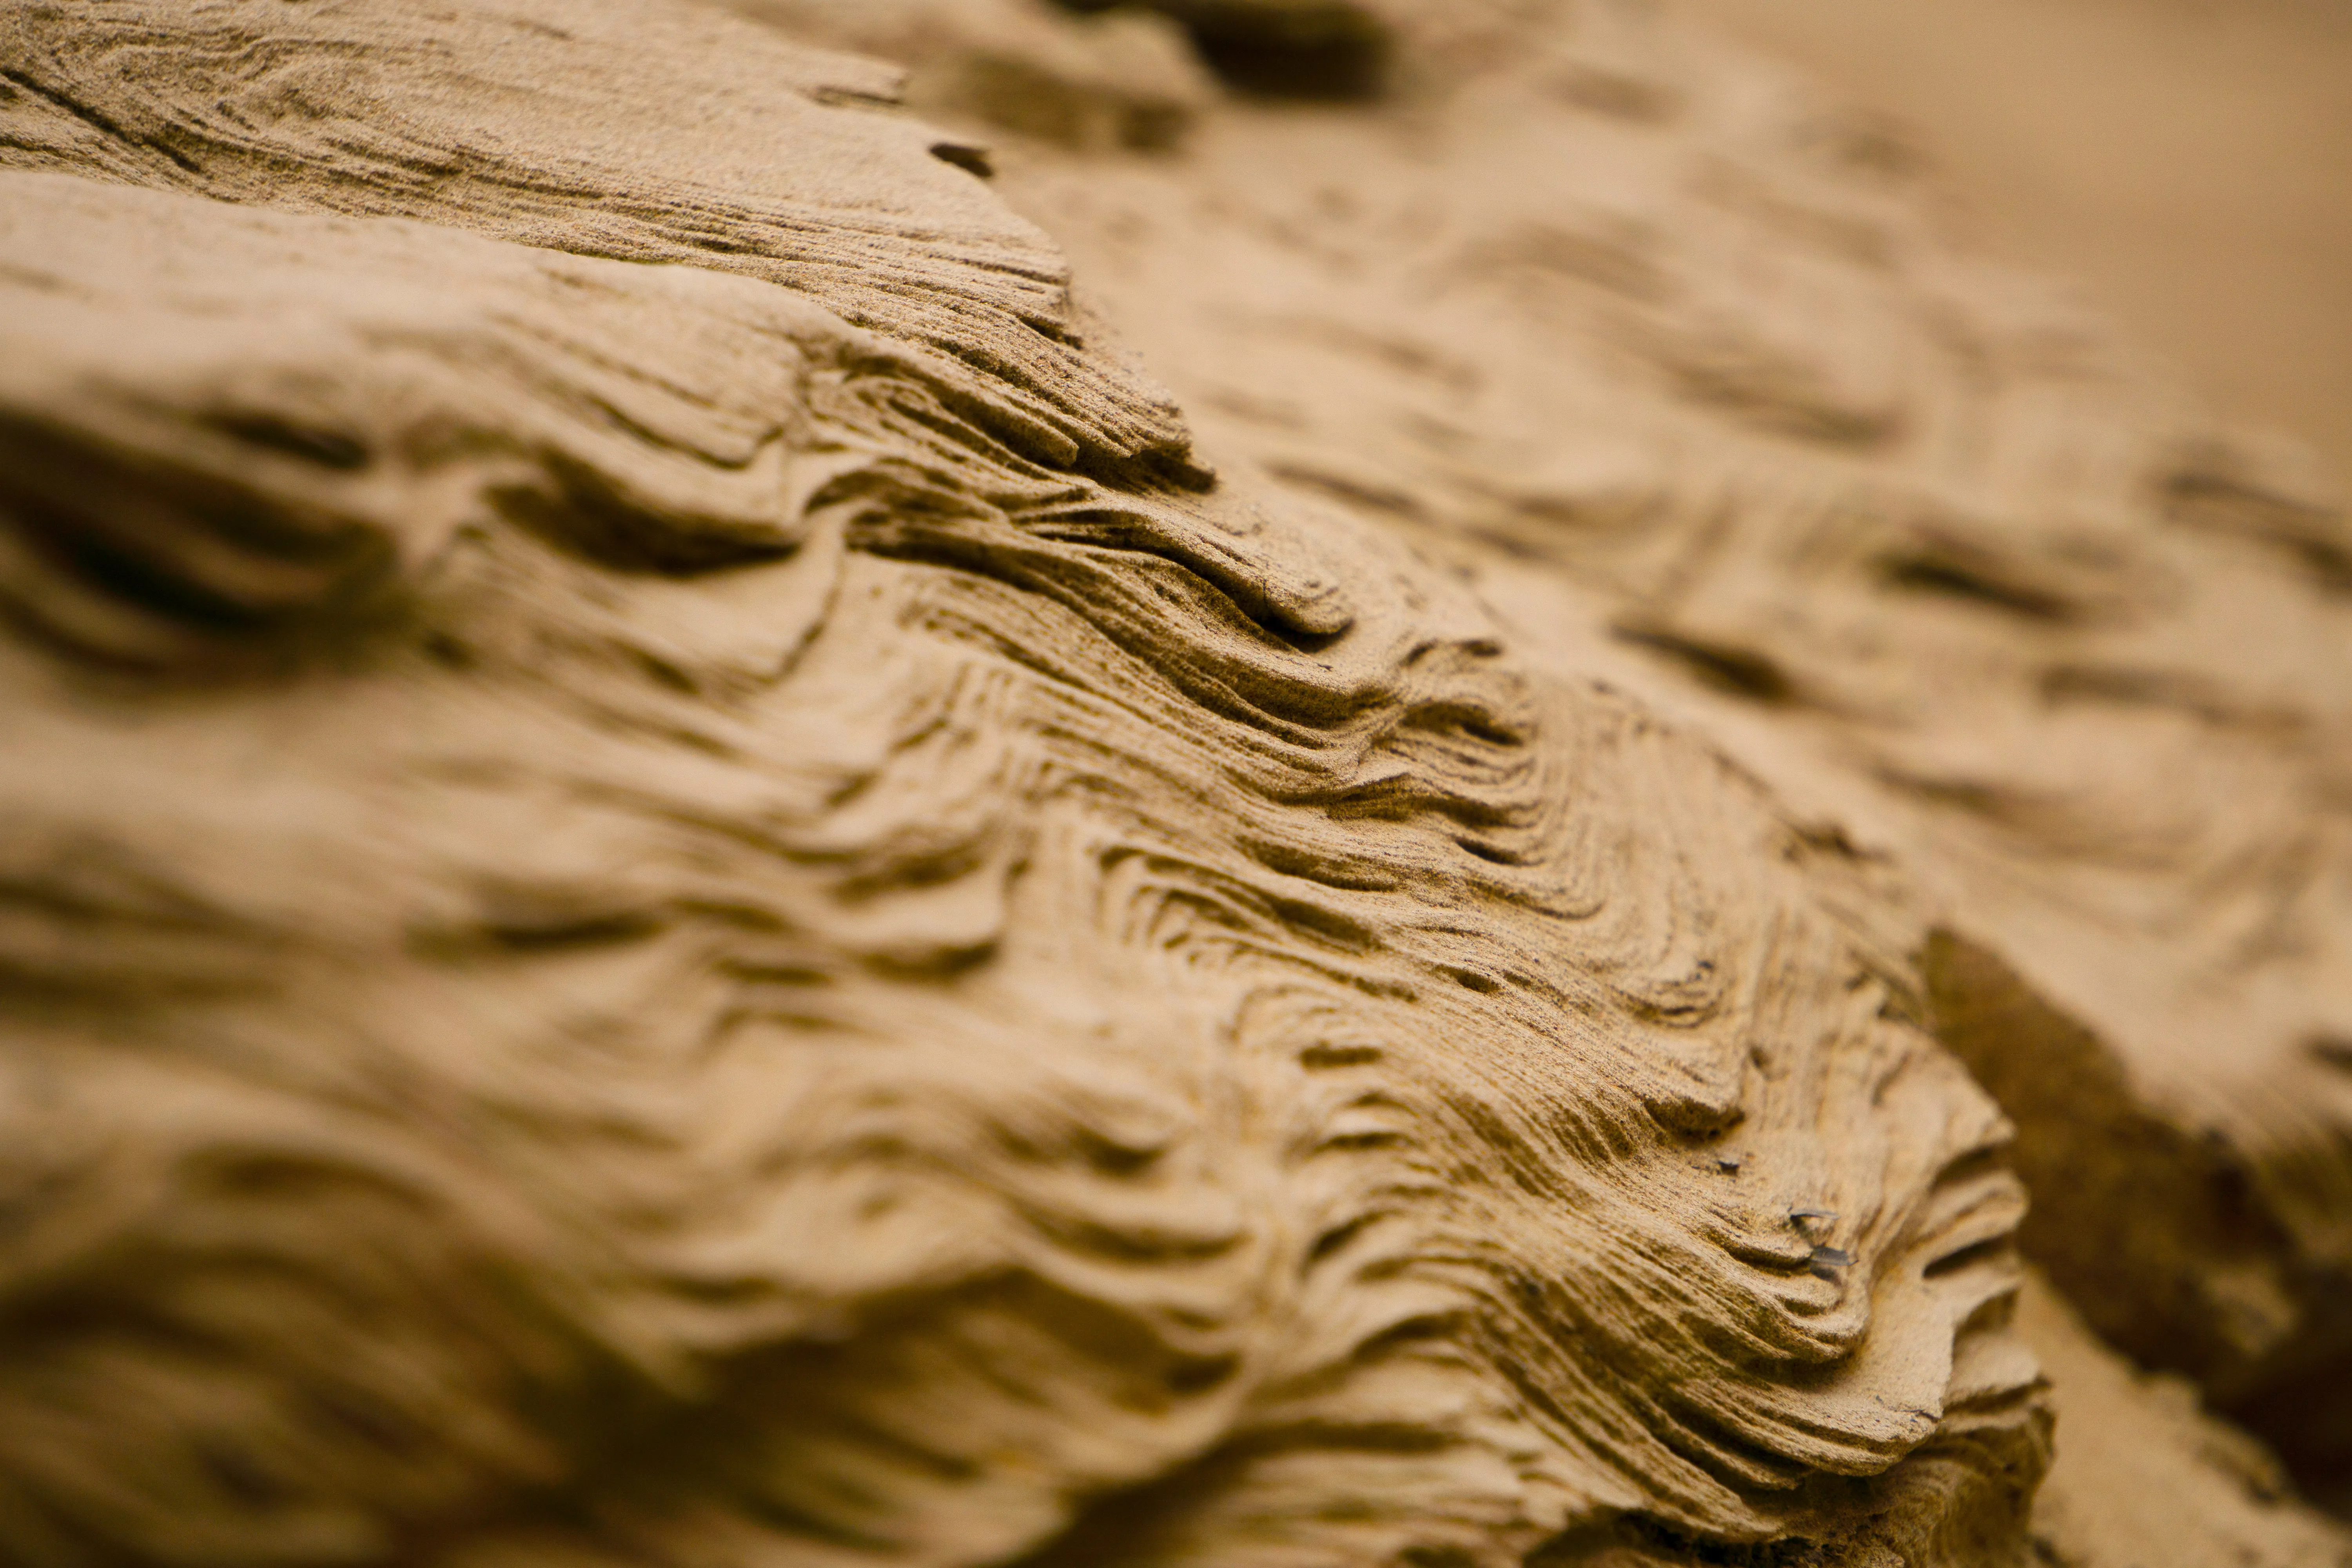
[0,1,2347,1563]
[1675,0,2352,483]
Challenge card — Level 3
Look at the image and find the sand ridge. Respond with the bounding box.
[0,0,2343,1563]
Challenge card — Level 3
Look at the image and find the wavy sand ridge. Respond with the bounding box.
[971,0,2352,1495]
[0,7,2047,1563]
[0,0,1192,482]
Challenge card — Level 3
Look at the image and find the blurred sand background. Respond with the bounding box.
[1676,0,2352,484]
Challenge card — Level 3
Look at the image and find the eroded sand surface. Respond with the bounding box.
[0,2,2346,1564]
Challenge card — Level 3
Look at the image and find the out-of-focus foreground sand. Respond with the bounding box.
[1677,0,2352,484]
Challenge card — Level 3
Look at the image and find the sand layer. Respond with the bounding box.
[0,1,2345,1564]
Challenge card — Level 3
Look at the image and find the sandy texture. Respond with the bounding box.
[710,0,1214,153]
[0,0,2343,1564]
[0,0,1192,479]
[2018,1269,2352,1568]
[962,0,2352,1501]
[0,4,2052,1565]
